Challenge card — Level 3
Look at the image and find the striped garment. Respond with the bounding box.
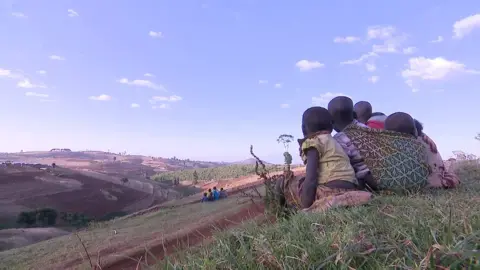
[334,120,371,180]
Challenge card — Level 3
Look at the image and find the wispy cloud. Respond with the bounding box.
[149,31,163,38]
[149,95,182,103]
[340,52,378,65]
[118,78,165,90]
[144,73,155,77]
[152,104,169,109]
[333,36,360,43]
[131,103,140,108]
[312,92,352,106]
[17,79,47,89]
[0,68,23,79]
[25,92,49,98]
[258,80,268,84]
[453,14,480,39]
[430,36,444,43]
[368,76,379,84]
[365,63,376,72]
[295,60,325,71]
[11,12,27,18]
[280,103,290,109]
[89,94,112,101]
[274,83,282,88]
[36,70,47,75]
[403,47,418,55]
[68,9,79,17]
[49,55,66,61]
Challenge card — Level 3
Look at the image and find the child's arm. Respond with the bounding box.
[300,148,319,209]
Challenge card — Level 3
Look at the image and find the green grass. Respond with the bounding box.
[157,161,480,269]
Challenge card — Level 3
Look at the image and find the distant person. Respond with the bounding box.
[207,188,214,201]
[219,188,228,199]
[201,192,209,202]
[353,101,373,124]
[212,187,220,201]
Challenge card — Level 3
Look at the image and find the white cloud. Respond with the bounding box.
[280,103,290,109]
[274,83,282,88]
[17,79,46,89]
[40,99,56,103]
[68,9,79,17]
[402,57,479,81]
[295,60,325,71]
[149,95,182,103]
[340,52,378,65]
[12,12,27,18]
[367,25,396,40]
[430,36,444,43]
[453,14,480,39]
[37,70,47,75]
[403,47,418,55]
[25,92,49,98]
[49,55,65,61]
[333,36,360,43]
[368,76,379,84]
[0,68,23,79]
[312,92,352,106]
[149,31,163,38]
[89,94,112,101]
[152,104,169,109]
[258,80,268,84]
[118,78,165,90]
[131,103,140,108]
[365,63,376,72]
[144,73,155,77]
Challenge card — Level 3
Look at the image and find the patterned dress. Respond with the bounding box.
[342,123,430,191]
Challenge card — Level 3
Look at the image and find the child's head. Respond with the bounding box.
[328,96,355,132]
[220,188,224,191]
[353,101,373,124]
[414,119,424,136]
[208,188,212,192]
[213,186,217,190]
[203,192,207,197]
[385,112,417,137]
[301,106,333,137]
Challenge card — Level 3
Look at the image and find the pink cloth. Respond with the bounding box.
[366,115,387,130]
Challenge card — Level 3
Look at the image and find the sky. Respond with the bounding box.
[1,1,480,164]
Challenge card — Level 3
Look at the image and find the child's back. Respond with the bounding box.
[301,133,357,185]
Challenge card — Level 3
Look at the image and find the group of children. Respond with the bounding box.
[277,96,460,213]
[201,186,228,202]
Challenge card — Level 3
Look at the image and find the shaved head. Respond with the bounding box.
[328,96,354,132]
[354,101,373,124]
[385,112,416,137]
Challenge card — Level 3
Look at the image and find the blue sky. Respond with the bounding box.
[1,1,480,164]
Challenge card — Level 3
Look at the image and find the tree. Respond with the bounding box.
[192,170,199,185]
[277,134,294,172]
[113,156,117,162]
[476,133,480,141]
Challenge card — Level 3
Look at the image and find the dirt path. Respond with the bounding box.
[101,202,265,270]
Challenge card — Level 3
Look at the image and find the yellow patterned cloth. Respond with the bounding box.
[300,133,357,186]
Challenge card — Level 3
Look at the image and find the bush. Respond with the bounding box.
[16,208,58,227]
[97,211,128,222]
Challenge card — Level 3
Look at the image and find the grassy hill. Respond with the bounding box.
[160,161,480,269]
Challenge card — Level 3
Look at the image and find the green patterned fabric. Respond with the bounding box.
[343,123,429,191]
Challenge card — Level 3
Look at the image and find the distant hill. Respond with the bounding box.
[230,158,273,165]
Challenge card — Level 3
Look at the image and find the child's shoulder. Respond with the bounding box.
[302,133,333,151]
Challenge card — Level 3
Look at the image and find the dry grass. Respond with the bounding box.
[157,161,480,269]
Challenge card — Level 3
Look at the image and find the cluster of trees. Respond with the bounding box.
[17,208,58,227]
[153,164,283,183]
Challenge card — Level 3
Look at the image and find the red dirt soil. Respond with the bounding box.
[15,173,146,218]
[102,202,266,270]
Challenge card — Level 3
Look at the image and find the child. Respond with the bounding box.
[328,96,378,191]
[219,187,227,199]
[201,192,209,202]
[280,106,372,212]
[212,186,220,201]
[207,188,213,201]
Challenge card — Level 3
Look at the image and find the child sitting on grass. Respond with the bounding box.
[201,192,209,202]
[278,106,372,213]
